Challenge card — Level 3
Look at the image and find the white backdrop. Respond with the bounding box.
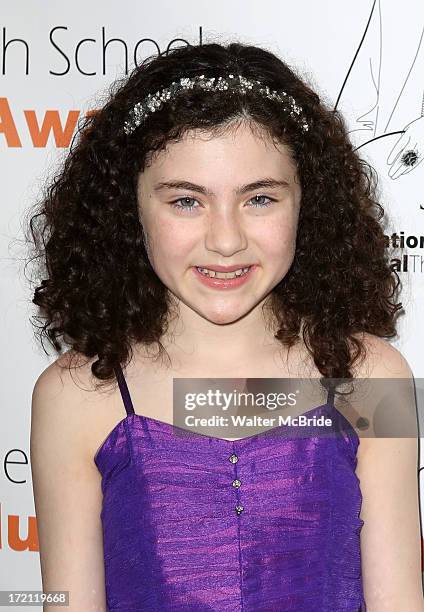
[1,1,423,607]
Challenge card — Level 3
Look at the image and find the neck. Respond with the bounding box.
[138,297,284,376]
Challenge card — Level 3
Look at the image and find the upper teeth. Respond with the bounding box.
[197,266,250,279]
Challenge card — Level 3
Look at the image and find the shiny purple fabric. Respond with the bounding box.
[94,368,366,611]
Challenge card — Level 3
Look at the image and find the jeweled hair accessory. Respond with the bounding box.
[123,73,309,135]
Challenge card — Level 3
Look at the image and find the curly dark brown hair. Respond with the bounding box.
[24,41,405,388]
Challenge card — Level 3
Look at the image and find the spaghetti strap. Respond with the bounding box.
[114,363,135,416]
[326,383,335,407]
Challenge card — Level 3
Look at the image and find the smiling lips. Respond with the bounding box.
[193,265,256,288]
[195,263,255,272]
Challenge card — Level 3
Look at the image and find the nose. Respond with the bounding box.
[204,207,248,256]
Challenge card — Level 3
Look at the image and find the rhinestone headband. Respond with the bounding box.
[123,73,309,135]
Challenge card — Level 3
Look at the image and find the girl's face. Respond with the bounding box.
[137,121,302,326]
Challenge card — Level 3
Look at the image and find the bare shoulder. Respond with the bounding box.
[347,333,417,445]
[350,332,414,379]
[33,351,103,458]
[33,348,98,400]
[31,350,125,463]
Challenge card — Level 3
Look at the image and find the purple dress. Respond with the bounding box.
[94,364,366,611]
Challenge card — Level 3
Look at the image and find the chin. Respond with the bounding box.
[199,308,250,325]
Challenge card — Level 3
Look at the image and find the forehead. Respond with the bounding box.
[143,122,297,179]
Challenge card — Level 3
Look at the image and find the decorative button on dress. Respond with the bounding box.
[94,364,366,611]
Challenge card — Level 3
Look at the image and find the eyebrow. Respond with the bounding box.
[153,177,290,196]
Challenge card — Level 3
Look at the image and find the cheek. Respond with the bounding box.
[150,219,195,264]
[257,219,298,259]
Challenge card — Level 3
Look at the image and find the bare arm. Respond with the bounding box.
[357,338,424,610]
[30,359,107,611]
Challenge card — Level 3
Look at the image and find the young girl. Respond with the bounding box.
[28,42,423,611]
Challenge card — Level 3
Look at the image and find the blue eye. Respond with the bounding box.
[170,197,199,212]
[169,195,275,213]
[249,195,274,208]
